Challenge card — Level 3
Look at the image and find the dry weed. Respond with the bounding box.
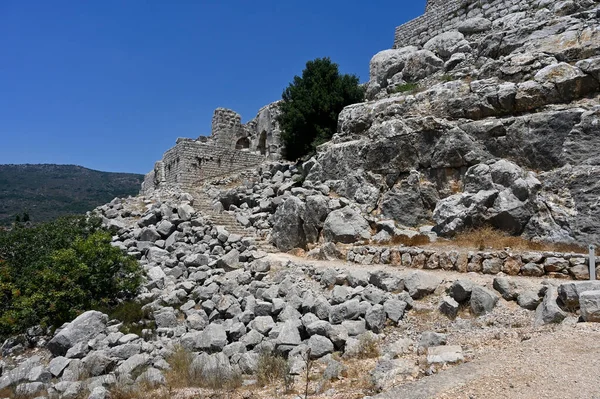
[448,226,589,253]
[109,383,170,399]
[256,351,293,390]
[449,179,463,194]
[355,334,381,359]
[375,234,431,247]
[165,345,195,388]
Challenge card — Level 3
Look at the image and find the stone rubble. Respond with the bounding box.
[3,0,600,397]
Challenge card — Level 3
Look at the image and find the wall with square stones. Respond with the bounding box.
[142,138,265,193]
[394,0,545,48]
[345,245,595,280]
[141,101,283,194]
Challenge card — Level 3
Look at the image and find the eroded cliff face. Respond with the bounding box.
[305,0,600,244]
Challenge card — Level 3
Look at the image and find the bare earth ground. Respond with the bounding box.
[276,254,600,399]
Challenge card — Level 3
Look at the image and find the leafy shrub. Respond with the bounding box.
[96,300,155,336]
[0,215,142,339]
[277,57,364,161]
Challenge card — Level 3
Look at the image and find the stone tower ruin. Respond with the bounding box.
[141,101,283,194]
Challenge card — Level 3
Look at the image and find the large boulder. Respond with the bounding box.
[458,17,492,34]
[216,249,241,271]
[402,50,444,82]
[369,46,419,84]
[303,195,330,243]
[47,311,108,357]
[470,286,499,316]
[322,207,371,244]
[535,286,567,325]
[557,281,600,308]
[433,160,540,236]
[271,197,307,251]
[534,62,598,101]
[424,31,471,59]
[404,271,442,299]
[580,291,600,322]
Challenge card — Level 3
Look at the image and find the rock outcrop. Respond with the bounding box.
[303,0,600,244]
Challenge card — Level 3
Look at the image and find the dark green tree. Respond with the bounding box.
[277,57,364,161]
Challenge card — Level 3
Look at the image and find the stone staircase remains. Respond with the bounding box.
[191,188,278,253]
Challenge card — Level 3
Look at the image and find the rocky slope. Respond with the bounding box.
[3,1,600,398]
[1,167,600,398]
[303,0,600,245]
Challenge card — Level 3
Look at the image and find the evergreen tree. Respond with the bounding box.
[277,58,364,161]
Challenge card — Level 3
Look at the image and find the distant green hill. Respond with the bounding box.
[0,164,144,225]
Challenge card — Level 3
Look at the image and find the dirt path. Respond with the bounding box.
[268,252,600,399]
[375,325,600,399]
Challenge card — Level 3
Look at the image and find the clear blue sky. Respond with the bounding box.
[0,1,425,174]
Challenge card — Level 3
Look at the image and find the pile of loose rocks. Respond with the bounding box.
[2,181,600,398]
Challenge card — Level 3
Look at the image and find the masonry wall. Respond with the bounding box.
[394,0,543,48]
[345,245,595,280]
[158,139,265,189]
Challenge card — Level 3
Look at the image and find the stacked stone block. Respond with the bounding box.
[395,0,553,48]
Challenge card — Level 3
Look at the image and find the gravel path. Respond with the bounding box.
[375,325,600,399]
[269,253,600,399]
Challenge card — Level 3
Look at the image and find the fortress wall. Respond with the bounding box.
[394,0,542,48]
[141,100,284,194]
[158,139,264,189]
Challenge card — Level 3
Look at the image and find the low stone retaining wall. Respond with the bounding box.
[346,245,594,280]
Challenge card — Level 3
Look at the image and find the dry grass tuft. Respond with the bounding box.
[449,179,463,194]
[109,383,170,399]
[165,345,195,388]
[165,345,242,391]
[256,351,294,392]
[355,334,381,359]
[376,234,431,247]
[449,226,589,253]
[289,248,306,257]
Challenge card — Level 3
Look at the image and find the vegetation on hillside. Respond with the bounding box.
[0,215,142,338]
[277,57,364,161]
[0,164,143,226]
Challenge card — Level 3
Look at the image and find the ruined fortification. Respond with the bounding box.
[396,0,537,47]
[141,101,282,194]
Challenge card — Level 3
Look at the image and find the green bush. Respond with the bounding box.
[277,57,364,161]
[392,82,420,94]
[0,215,142,338]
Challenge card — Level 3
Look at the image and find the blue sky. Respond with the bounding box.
[0,1,425,174]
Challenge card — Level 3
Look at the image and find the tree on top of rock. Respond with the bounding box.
[278,57,364,161]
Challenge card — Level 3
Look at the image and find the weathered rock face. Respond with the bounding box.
[433,159,541,236]
[271,197,306,251]
[305,0,600,243]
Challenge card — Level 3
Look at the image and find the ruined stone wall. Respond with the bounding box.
[347,245,594,280]
[156,138,265,190]
[211,108,246,150]
[142,101,284,194]
[208,103,282,158]
[395,0,544,48]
